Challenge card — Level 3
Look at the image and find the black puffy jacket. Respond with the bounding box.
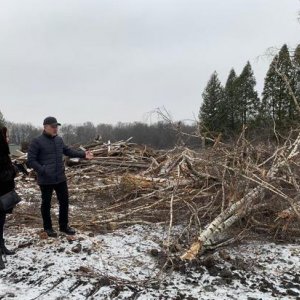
[27,132,86,185]
[0,157,17,214]
[0,163,16,196]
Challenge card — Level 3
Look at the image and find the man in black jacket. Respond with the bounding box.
[27,117,93,237]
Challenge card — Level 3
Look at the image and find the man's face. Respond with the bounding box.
[44,124,59,136]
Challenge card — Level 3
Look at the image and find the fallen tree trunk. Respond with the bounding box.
[181,132,300,260]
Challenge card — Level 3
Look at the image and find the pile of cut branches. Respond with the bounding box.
[15,130,300,260]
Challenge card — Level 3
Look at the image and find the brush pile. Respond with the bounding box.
[14,131,300,259]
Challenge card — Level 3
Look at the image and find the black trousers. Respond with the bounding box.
[0,212,5,242]
[39,181,69,230]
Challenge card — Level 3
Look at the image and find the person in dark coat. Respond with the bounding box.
[27,117,93,237]
[0,127,17,269]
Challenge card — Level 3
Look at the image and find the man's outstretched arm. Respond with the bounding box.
[62,141,93,159]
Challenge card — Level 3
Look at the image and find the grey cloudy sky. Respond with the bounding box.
[0,0,299,126]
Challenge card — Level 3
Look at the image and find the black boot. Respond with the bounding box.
[0,239,15,256]
[0,255,5,270]
[60,226,76,235]
[44,229,58,238]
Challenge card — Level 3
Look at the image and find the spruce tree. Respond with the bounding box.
[224,68,238,132]
[261,55,278,124]
[294,44,300,67]
[199,71,226,133]
[262,44,295,129]
[235,62,260,127]
[294,44,300,102]
[0,110,5,128]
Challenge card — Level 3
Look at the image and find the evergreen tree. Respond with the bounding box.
[235,62,260,127]
[0,110,5,128]
[199,71,226,133]
[224,68,238,132]
[262,44,295,129]
[294,44,300,101]
[294,44,300,68]
[261,55,278,123]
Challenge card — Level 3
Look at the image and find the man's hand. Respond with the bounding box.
[85,150,94,160]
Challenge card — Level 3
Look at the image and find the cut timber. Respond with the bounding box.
[181,132,300,260]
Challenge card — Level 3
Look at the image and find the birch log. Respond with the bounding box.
[180,132,300,260]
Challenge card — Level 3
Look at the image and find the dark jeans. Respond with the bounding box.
[39,181,69,230]
[0,212,5,242]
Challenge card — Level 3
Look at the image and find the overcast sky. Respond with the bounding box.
[0,0,299,126]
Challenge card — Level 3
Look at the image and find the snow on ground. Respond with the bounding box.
[0,224,300,299]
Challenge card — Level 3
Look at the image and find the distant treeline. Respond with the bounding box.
[3,120,201,150]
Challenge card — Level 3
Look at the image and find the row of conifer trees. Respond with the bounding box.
[199,44,300,137]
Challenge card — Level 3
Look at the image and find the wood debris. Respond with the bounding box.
[14,132,300,260]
